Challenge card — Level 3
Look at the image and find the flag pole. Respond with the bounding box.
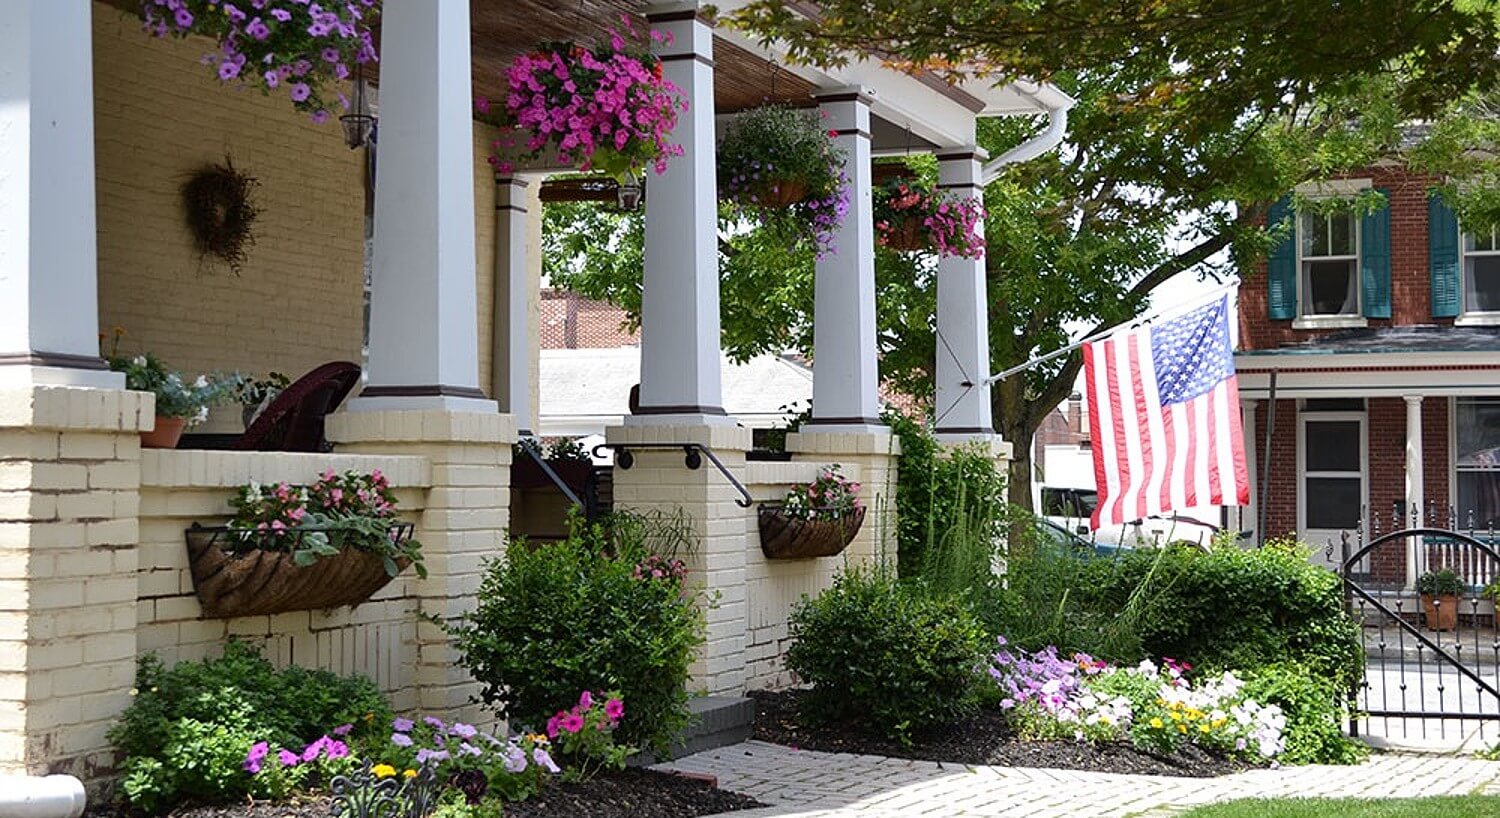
[982,279,1241,387]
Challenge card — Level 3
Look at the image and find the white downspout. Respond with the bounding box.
[0,775,87,818]
[981,80,1074,185]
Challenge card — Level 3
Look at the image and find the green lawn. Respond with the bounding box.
[1178,796,1500,817]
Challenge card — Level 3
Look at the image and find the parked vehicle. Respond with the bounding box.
[1038,486,1225,551]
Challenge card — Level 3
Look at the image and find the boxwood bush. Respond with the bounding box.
[786,569,988,742]
[451,512,704,755]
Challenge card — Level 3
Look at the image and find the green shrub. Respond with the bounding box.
[1243,663,1368,765]
[109,641,389,810]
[786,569,989,741]
[451,511,704,755]
[886,411,1008,580]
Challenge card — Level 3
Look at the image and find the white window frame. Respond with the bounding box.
[1451,396,1500,529]
[1297,403,1368,549]
[1456,223,1500,327]
[1292,179,1369,330]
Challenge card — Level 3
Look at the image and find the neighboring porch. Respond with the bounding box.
[0,0,1065,780]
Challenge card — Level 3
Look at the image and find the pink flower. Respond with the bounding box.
[578,690,593,711]
[560,713,585,734]
[604,698,624,722]
[277,749,299,767]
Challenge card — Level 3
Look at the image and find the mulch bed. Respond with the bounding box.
[751,688,1252,778]
[83,769,764,818]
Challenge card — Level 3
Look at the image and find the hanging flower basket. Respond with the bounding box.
[718,105,849,257]
[757,505,866,559]
[142,0,378,124]
[184,523,414,618]
[874,178,986,259]
[479,25,685,182]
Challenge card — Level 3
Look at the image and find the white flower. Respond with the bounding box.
[193,375,208,389]
[132,355,147,366]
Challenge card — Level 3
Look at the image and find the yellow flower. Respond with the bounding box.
[363,712,375,722]
[372,764,397,779]
[1170,711,1182,721]
[1149,717,1164,729]
[528,734,550,745]
[403,769,417,779]
[1199,724,1211,733]
[1177,724,1188,734]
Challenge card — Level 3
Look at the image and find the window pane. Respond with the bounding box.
[1303,260,1357,315]
[1457,399,1500,468]
[1305,420,1360,472]
[1302,213,1329,257]
[1468,230,1496,253]
[1306,477,1361,529]
[1456,471,1500,531]
[1329,211,1354,256]
[1466,255,1500,313]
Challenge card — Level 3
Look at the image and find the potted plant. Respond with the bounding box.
[1417,568,1466,631]
[748,401,811,462]
[873,178,986,259]
[105,348,237,449]
[717,105,849,257]
[142,0,378,124]
[233,371,291,429]
[512,437,595,495]
[184,469,424,617]
[478,24,685,183]
[758,465,866,559]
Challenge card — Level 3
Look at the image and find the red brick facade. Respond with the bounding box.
[540,289,640,349]
[1238,166,1450,351]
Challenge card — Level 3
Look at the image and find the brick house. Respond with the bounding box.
[1235,165,1500,581]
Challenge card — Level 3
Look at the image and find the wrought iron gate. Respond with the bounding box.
[1338,509,1500,746]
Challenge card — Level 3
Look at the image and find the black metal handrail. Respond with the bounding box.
[592,442,753,508]
[515,437,584,508]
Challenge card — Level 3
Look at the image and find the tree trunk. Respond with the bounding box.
[992,375,1043,514]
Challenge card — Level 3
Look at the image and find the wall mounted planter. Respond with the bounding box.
[757,505,865,560]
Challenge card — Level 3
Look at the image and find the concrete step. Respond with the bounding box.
[633,695,755,764]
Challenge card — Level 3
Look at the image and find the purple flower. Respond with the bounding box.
[415,748,450,764]
[502,745,528,773]
[423,716,446,731]
[578,691,593,711]
[218,61,241,81]
[325,739,350,760]
[332,723,354,737]
[271,8,292,22]
[449,722,478,739]
[173,8,194,28]
[391,732,413,747]
[459,742,482,757]
[246,18,271,40]
[264,70,280,88]
[290,83,312,103]
[393,717,415,733]
[302,737,328,762]
[532,747,560,774]
[278,749,299,767]
[321,47,341,63]
[310,110,330,124]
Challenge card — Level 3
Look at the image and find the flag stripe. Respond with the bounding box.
[1087,341,1117,530]
[1111,336,1142,527]
[1137,329,1168,520]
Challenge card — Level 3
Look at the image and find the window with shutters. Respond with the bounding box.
[1298,211,1360,318]
[1462,225,1500,317]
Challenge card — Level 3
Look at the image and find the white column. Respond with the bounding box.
[493,177,536,433]
[629,3,727,425]
[933,148,993,442]
[807,88,882,432]
[349,0,494,413]
[0,1,120,389]
[1405,394,1425,584]
[1241,399,1258,537]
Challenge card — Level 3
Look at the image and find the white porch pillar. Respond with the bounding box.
[0,1,120,389]
[1240,399,1258,537]
[933,148,994,442]
[493,177,536,433]
[1405,394,1425,585]
[350,0,494,412]
[630,3,727,425]
[807,88,882,432]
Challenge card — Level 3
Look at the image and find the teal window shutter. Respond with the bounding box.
[1429,193,1461,318]
[1266,196,1296,320]
[1359,189,1392,319]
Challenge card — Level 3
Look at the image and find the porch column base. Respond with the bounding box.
[605,423,751,696]
[326,409,516,724]
[0,386,151,781]
[0,361,123,391]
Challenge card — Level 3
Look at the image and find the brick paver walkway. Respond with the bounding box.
[656,741,1500,817]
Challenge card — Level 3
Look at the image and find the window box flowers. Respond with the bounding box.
[479,25,685,182]
[874,178,986,259]
[142,0,378,124]
[106,347,237,449]
[717,105,850,257]
[757,465,866,559]
[184,469,423,617]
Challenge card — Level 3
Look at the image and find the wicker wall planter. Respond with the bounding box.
[757,505,866,560]
[184,524,413,618]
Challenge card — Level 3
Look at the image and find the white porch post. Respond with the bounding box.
[933,148,994,442]
[0,1,120,389]
[1241,399,1258,538]
[349,0,494,412]
[1405,394,1425,585]
[808,88,882,432]
[493,177,536,433]
[630,3,726,425]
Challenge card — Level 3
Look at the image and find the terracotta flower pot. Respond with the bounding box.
[1422,594,1459,631]
[141,416,187,449]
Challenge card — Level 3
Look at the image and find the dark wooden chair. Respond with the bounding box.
[234,362,361,453]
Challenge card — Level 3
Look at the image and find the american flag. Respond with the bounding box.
[1084,296,1250,530]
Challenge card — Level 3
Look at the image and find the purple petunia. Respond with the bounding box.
[449,722,478,740]
[393,717,415,732]
[332,723,354,737]
[277,749,299,767]
[289,83,311,103]
[391,732,413,747]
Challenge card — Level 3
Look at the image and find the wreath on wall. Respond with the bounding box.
[182,158,260,275]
